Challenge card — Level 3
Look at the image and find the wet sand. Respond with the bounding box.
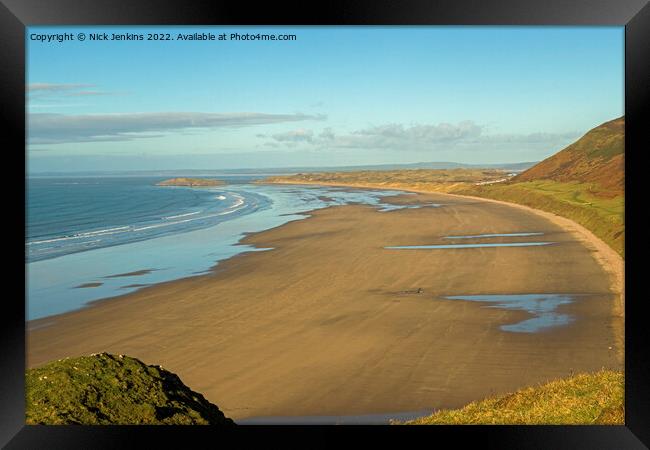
[27,191,622,421]
[73,282,103,289]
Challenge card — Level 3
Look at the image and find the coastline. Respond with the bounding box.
[26,182,410,320]
[27,188,622,420]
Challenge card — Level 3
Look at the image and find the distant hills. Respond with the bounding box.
[290,160,538,173]
[515,117,624,196]
[29,161,538,178]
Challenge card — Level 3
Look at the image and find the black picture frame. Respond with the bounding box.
[2,0,648,448]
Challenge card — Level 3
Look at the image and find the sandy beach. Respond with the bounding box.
[27,190,623,421]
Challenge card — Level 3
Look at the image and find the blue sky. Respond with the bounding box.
[27,26,624,172]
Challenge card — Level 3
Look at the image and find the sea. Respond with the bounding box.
[26,175,414,321]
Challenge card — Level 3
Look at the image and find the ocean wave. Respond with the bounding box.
[132,219,193,232]
[73,226,130,237]
[29,204,249,246]
[229,194,245,209]
[27,236,77,245]
[133,202,248,231]
[163,211,202,220]
[27,226,131,245]
[27,186,260,262]
[217,209,240,216]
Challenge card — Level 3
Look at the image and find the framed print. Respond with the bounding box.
[1,0,648,448]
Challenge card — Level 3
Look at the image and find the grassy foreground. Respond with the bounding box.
[26,353,234,425]
[399,370,624,425]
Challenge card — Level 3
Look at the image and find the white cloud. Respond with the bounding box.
[266,121,483,149]
[27,83,126,100]
[271,128,314,143]
[263,120,580,152]
[27,83,96,92]
[352,121,483,144]
[29,112,325,145]
[467,131,582,144]
[319,127,335,140]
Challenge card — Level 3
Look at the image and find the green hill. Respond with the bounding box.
[26,353,235,425]
[515,117,624,196]
[401,370,623,425]
[457,117,625,256]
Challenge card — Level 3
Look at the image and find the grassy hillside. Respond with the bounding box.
[457,117,624,256]
[26,353,234,425]
[400,370,623,425]
[515,117,624,196]
[457,180,624,257]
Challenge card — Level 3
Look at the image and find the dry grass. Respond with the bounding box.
[398,370,624,425]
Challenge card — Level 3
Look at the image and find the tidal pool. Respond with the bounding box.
[443,294,577,333]
[443,232,544,239]
[385,242,554,249]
